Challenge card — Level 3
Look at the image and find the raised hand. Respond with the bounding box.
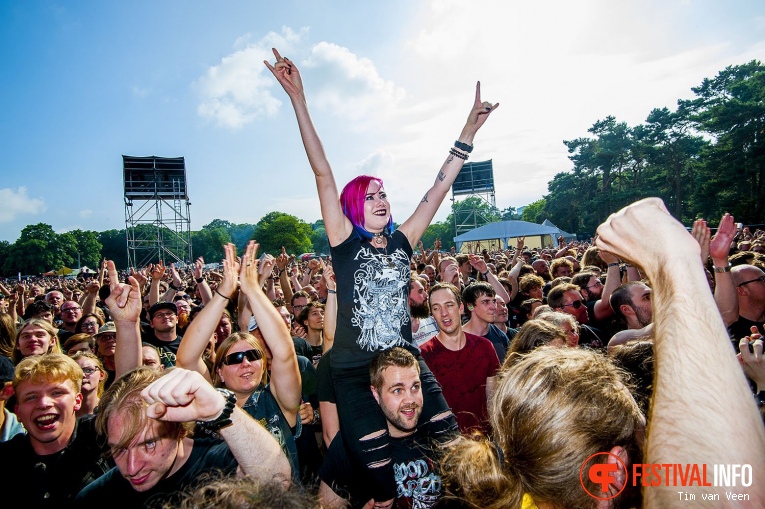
[170,263,183,288]
[692,218,711,263]
[151,261,166,281]
[710,213,736,262]
[468,253,488,274]
[739,328,765,392]
[143,367,225,423]
[129,267,148,289]
[276,247,289,272]
[323,263,337,291]
[463,81,499,135]
[239,241,264,297]
[105,260,142,323]
[264,48,304,98]
[217,244,240,299]
[194,257,205,280]
[85,280,100,295]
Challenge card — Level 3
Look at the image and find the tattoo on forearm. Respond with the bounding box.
[438,171,446,182]
[421,192,429,203]
[446,155,455,164]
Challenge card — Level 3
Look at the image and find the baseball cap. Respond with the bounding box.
[95,322,117,337]
[149,301,177,319]
[0,356,14,383]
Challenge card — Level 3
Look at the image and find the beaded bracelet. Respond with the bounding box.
[449,148,468,160]
[197,388,236,432]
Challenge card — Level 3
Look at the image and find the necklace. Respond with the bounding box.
[370,235,395,268]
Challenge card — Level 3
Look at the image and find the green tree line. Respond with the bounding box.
[523,60,765,236]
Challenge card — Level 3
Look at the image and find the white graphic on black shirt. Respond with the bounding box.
[393,458,441,508]
[352,246,409,351]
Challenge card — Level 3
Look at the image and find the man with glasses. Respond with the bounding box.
[728,265,765,344]
[547,283,607,349]
[572,250,622,332]
[143,302,182,368]
[289,290,311,337]
[58,300,83,343]
[701,212,765,346]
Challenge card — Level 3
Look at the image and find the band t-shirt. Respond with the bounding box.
[320,431,444,509]
[75,437,237,506]
[330,229,418,369]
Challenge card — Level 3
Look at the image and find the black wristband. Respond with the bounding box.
[454,140,473,153]
[195,277,205,283]
[169,282,182,291]
[197,388,236,432]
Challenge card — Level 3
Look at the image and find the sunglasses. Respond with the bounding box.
[563,300,584,309]
[223,349,263,366]
[737,275,765,287]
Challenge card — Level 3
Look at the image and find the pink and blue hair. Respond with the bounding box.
[340,175,393,240]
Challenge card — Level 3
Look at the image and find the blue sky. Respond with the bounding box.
[1,0,764,243]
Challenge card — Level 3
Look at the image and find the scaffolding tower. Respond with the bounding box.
[451,160,496,237]
[123,156,192,269]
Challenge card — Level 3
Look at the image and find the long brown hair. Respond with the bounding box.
[442,348,644,509]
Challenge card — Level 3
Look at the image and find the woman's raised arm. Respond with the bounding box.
[176,243,240,383]
[265,48,352,246]
[399,82,498,248]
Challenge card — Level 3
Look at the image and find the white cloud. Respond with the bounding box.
[79,209,93,218]
[356,149,396,176]
[194,26,308,129]
[0,187,46,223]
[196,27,406,132]
[302,42,406,128]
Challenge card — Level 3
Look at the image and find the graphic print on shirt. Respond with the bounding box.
[352,245,410,351]
[393,458,442,509]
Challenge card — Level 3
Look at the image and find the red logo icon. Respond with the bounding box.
[580,452,627,500]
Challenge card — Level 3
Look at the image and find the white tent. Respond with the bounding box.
[453,220,576,251]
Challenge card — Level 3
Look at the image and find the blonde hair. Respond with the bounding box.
[12,318,62,364]
[581,246,607,271]
[96,367,192,453]
[442,348,644,509]
[13,353,83,394]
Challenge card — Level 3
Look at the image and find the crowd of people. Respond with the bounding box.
[0,50,763,508]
